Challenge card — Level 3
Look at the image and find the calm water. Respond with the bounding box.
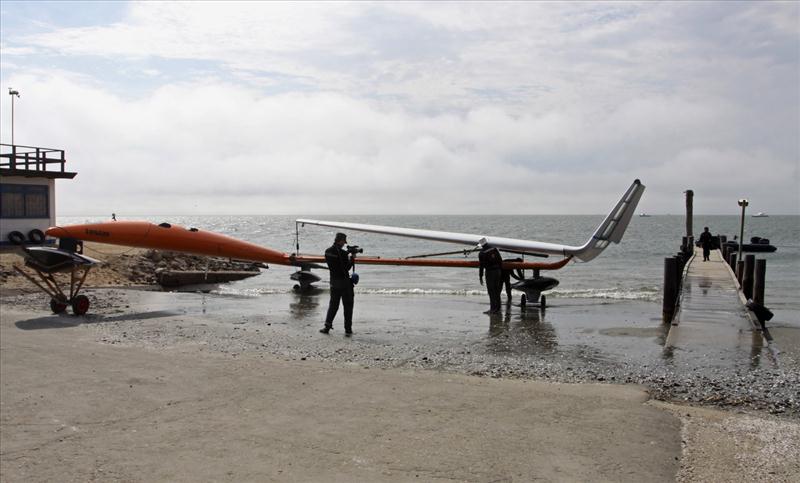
[59,214,800,327]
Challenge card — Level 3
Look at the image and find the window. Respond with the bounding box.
[0,184,49,219]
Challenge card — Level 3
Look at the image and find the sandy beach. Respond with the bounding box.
[1,246,799,481]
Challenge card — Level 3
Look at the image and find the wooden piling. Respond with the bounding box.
[736,260,744,285]
[754,259,766,306]
[743,254,755,300]
[663,257,679,323]
[728,252,737,273]
[685,190,693,238]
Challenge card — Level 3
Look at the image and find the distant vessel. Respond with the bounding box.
[639,213,651,217]
[752,212,769,217]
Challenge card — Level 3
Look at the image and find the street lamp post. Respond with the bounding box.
[8,88,20,145]
[737,198,749,267]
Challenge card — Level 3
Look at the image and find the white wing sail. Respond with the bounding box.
[298,179,644,263]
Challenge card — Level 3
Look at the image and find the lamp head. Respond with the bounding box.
[737,199,749,207]
[8,88,20,97]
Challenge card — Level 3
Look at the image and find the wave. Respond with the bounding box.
[550,287,660,302]
[214,285,660,301]
[360,288,485,296]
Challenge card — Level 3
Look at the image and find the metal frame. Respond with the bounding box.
[13,263,92,308]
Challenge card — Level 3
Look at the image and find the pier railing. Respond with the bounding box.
[0,143,67,173]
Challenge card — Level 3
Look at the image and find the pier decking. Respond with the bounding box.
[665,246,762,357]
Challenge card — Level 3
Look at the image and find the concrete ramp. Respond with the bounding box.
[665,247,762,362]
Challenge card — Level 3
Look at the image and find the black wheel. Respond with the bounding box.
[71,295,90,316]
[27,229,45,244]
[540,294,546,308]
[50,298,68,314]
[7,231,25,245]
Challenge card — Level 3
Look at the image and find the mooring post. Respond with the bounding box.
[754,259,767,306]
[737,260,744,286]
[663,257,678,323]
[737,199,749,268]
[743,254,756,300]
[685,190,694,239]
[682,236,688,254]
[729,252,737,273]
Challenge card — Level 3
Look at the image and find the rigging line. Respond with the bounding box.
[405,247,480,259]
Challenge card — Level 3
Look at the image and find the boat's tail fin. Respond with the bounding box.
[570,179,645,262]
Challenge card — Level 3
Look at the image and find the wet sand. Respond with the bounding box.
[7,286,796,415]
[3,288,800,481]
[2,305,686,482]
[2,245,799,481]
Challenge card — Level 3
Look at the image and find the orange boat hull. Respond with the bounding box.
[46,221,570,270]
[46,221,290,265]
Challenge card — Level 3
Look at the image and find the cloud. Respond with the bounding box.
[0,1,797,214]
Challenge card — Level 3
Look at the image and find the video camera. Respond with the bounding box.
[346,245,363,255]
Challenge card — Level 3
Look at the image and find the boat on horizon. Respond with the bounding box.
[639,213,651,217]
[752,212,769,218]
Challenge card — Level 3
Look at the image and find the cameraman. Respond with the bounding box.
[320,232,355,336]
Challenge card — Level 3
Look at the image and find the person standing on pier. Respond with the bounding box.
[699,226,713,261]
[479,243,504,314]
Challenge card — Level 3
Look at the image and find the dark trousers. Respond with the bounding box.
[702,246,711,260]
[325,281,354,330]
[485,268,502,311]
[501,270,512,299]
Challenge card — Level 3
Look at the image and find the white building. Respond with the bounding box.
[0,144,76,246]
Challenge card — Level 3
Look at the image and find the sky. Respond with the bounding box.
[1,1,798,215]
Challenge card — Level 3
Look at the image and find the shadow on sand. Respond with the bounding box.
[15,310,180,330]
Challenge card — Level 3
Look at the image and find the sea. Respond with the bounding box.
[58,214,800,328]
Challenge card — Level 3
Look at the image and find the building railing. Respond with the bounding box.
[0,143,67,173]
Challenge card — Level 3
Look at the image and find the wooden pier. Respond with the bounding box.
[665,246,763,353]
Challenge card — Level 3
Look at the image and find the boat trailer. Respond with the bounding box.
[13,240,100,315]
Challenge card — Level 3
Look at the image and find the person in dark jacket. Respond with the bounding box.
[479,243,503,314]
[699,226,713,261]
[321,232,355,336]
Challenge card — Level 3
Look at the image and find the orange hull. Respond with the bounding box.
[46,221,570,270]
[46,221,290,265]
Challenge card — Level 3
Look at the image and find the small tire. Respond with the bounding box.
[28,229,45,244]
[7,231,25,245]
[71,295,90,316]
[50,298,68,314]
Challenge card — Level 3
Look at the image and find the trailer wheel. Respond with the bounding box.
[71,295,90,316]
[50,298,68,314]
[7,231,25,245]
[28,229,45,244]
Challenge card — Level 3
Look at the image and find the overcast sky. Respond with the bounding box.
[1,1,798,215]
